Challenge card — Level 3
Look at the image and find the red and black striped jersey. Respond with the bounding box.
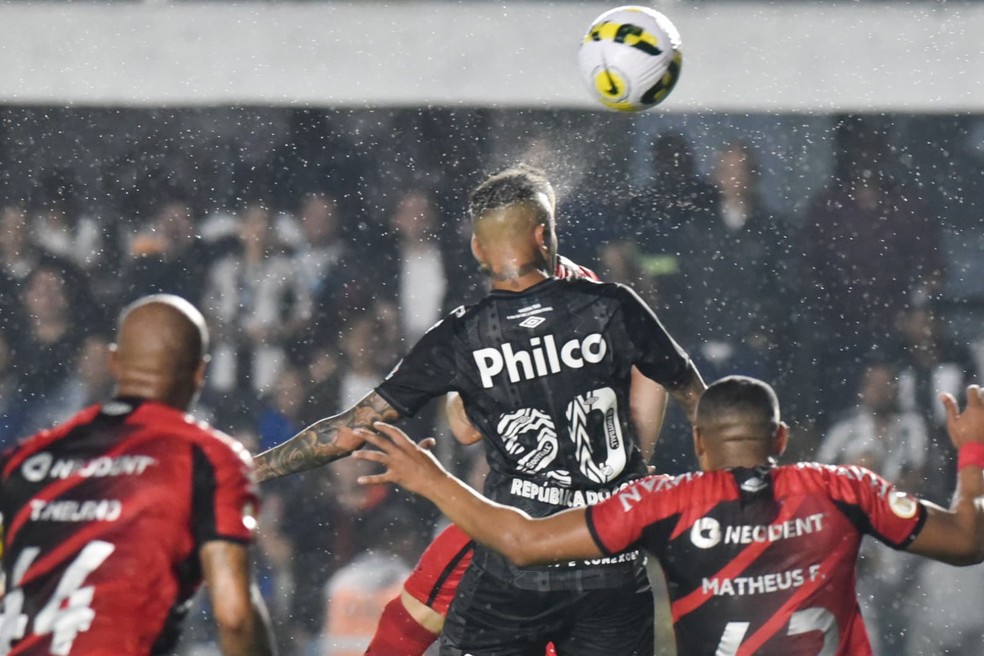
[586,462,926,656]
[0,398,258,656]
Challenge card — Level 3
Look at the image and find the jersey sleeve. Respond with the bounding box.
[828,464,927,549]
[191,435,259,546]
[615,284,692,387]
[585,475,676,556]
[375,313,459,417]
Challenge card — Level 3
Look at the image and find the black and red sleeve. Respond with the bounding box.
[191,438,259,546]
[585,475,678,556]
[829,465,927,550]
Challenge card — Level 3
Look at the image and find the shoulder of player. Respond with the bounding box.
[432,302,482,329]
[400,306,473,348]
[1,404,104,478]
[774,461,891,498]
[542,277,633,305]
[608,281,649,303]
[608,470,728,513]
[186,425,253,471]
[776,462,925,530]
[556,279,647,306]
[134,403,253,469]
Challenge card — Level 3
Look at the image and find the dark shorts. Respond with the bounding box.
[439,563,655,656]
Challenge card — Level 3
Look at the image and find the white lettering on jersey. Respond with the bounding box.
[687,513,825,549]
[722,513,825,545]
[701,565,821,597]
[497,409,562,479]
[21,454,157,483]
[508,477,636,508]
[506,303,554,322]
[29,499,123,523]
[616,473,698,512]
[556,550,640,568]
[473,333,608,389]
[691,517,722,549]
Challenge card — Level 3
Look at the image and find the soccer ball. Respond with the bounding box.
[577,6,683,112]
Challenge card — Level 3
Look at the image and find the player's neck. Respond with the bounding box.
[113,378,193,412]
[708,449,774,471]
[488,265,550,292]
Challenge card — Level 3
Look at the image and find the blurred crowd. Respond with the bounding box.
[0,111,981,655]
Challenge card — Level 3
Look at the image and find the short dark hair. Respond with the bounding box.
[697,376,780,430]
[469,164,555,223]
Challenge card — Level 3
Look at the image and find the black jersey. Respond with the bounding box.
[376,277,692,590]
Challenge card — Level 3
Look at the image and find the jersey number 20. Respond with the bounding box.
[501,387,629,485]
[0,541,115,655]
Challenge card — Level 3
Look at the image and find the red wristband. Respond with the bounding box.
[957,443,984,471]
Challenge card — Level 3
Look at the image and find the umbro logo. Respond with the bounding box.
[741,477,768,493]
[519,317,545,329]
[101,401,133,416]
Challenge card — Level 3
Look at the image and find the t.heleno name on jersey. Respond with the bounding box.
[473,333,608,389]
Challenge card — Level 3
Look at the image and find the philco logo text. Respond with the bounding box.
[473,333,608,388]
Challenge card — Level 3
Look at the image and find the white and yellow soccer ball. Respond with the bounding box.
[577,6,683,112]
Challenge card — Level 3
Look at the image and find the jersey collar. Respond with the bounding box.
[730,459,778,497]
[489,277,558,298]
[99,396,148,418]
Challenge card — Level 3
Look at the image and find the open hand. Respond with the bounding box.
[352,423,447,497]
[940,384,984,450]
[335,425,368,453]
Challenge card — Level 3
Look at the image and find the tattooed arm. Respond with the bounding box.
[253,391,401,482]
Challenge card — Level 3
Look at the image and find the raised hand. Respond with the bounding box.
[940,384,984,450]
[352,423,447,498]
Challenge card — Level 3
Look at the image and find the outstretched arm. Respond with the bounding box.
[907,385,984,566]
[354,423,602,567]
[253,391,401,482]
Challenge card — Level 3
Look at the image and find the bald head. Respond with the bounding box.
[112,295,209,410]
[694,376,785,469]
